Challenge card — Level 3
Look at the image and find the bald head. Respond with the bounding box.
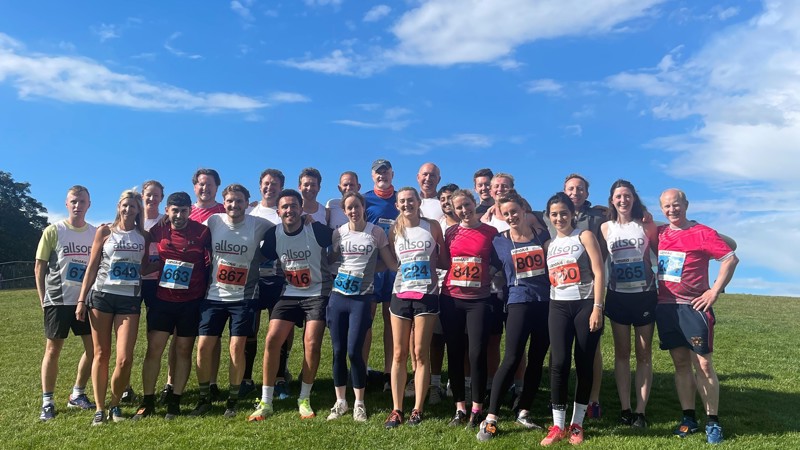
[660,188,689,226]
[417,162,441,198]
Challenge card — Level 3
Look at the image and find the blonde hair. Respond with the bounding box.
[393,187,422,239]
[110,188,145,234]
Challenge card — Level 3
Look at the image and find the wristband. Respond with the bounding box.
[593,303,603,309]
[77,301,85,304]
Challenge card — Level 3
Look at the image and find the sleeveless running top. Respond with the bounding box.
[547,229,594,301]
[420,197,444,221]
[272,223,332,298]
[93,228,147,297]
[206,214,271,302]
[606,221,655,293]
[39,221,97,306]
[392,220,440,298]
[332,222,387,295]
[142,214,164,281]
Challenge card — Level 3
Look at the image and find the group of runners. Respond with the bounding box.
[35,160,738,445]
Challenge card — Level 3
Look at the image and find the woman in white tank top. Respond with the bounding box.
[599,179,658,428]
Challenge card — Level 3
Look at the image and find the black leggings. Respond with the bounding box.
[487,301,550,415]
[549,299,602,407]
[440,296,491,405]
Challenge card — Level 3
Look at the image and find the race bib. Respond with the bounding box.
[378,218,395,236]
[657,250,685,282]
[159,259,194,290]
[107,259,141,286]
[400,255,432,289]
[614,257,646,289]
[511,245,545,279]
[216,259,248,292]
[449,256,482,288]
[64,261,87,286]
[333,269,364,295]
[285,260,311,289]
[548,257,581,287]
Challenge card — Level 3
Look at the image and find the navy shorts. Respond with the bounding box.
[656,303,715,355]
[43,305,91,339]
[605,289,657,327]
[372,270,397,303]
[88,290,142,315]
[271,296,328,324]
[389,294,439,320]
[198,299,256,337]
[147,298,202,337]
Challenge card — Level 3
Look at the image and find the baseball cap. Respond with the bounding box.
[371,159,392,172]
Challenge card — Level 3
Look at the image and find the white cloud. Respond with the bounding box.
[364,5,391,22]
[399,133,493,155]
[564,124,583,136]
[164,32,203,59]
[333,105,411,131]
[280,0,666,75]
[91,23,120,42]
[714,6,740,21]
[268,91,311,103]
[231,0,255,21]
[304,0,342,6]
[0,32,265,112]
[525,78,564,95]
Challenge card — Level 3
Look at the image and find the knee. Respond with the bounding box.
[93,346,112,365]
[694,357,715,377]
[392,347,409,365]
[175,340,194,358]
[43,342,62,360]
[116,353,134,371]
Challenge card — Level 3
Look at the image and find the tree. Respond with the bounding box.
[0,171,49,262]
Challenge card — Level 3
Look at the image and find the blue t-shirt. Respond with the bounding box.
[364,190,399,298]
[492,229,551,304]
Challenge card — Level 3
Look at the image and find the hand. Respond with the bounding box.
[691,289,719,312]
[75,302,87,322]
[303,214,316,225]
[643,210,654,224]
[589,308,603,332]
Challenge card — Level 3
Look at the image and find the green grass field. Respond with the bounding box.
[1,290,798,449]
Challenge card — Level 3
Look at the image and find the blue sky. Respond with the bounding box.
[2,1,797,296]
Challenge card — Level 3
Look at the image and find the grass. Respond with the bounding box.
[1,290,798,449]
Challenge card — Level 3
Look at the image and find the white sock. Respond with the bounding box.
[553,407,567,429]
[262,386,274,405]
[571,402,588,427]
[431,374,441,387]
[72,386,85,398]
[299,382,313,400]
[42,392,54,407]
[354,400,365,408]
[336,399,348,409]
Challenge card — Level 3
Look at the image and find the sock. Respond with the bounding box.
[262,386,274,405]
[571,402,588,427]
[299,382,313,400]
[683,409,696,420]
[171,393,182,406]
[431,374,441,387]
[708,415,719,423]
[354,400,365,409]
[42,392,54,407]
[336,399,349,409]
[471,407,481,415]
[72,386,85,398]
[228,385,240,401]
[143,394,156,407]
[198,382,210,400]
[552,404,567,429]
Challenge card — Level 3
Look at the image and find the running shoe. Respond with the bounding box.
[384,409,403,429]
[107,405,126,422]
[275,380,291,400]
[39,404,56,422]
[407,408,423,426]
[631,413,648,429]
[568,423,585,445]
[540,425,566,446]
[516,411,543,429]
[327,401,349,420]
[353,404,368,422]
[209,384,221,402]
[158,384,173,405]
[120,386,137,404]
[238,379,257,398]
[706,422,724,444]
[189,398,212,417]
[466,411,484,429]
[67,394,96,410]
[164,401,180,420]
[476,419,497,441]
[586,402,601,419]
[674,416,699,438]
[298,398,315,419]
[619,409,634,426]
[131,404,155,421]
[223,398,238,418]
[404,379,416,398]
[428,385,444,405]
[507,383,519,411]
[91,410,104,426]
[247,400,273,422]
[448,409,468,427]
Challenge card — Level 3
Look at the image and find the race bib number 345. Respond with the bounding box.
[449,256,482,288]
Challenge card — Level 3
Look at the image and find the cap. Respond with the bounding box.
[371,159,392,172]
[166,191,192,207]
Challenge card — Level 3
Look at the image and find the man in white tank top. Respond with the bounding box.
[35,185,97,420]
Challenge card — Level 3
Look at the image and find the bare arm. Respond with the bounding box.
[35,259,48,308]
[378,245,398,273]
[692,254,739,312]
[581,230,606,332]
[76,226,110,321]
